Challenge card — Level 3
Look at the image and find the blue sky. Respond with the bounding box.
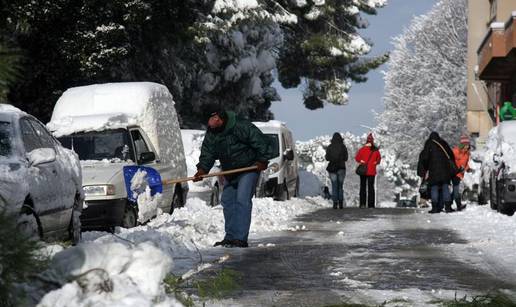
[270,0,439,141]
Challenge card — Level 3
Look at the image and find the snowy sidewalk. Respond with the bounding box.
[187,205,516,306]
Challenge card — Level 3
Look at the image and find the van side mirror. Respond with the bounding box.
[139,152,156,164]
[284,149,294,161]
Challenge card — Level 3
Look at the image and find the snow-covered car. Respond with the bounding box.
[48,82,189,229]
[478,121,516,216]
[181,129,222,206]
[254,121,299,201]
[0,104,83,243]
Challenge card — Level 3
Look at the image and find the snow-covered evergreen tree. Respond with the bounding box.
[275,0,388,109]
[378,0,467,174]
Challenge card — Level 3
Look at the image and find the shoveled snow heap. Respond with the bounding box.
[36,196,325,306]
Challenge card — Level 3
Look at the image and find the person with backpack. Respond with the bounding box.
[325,132,349,209]
[355,133,381,208]
[451,135,471,211]
[417,132,456,213]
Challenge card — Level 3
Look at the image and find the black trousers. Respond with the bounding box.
[360,175,375,208]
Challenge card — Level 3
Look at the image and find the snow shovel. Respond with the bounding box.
[162,165,259,185]
[123,165,258,202]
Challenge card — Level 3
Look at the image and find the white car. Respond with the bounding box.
[254,121,299,201]
[478,121,516,216]
[0,105,83,243]
[48,82,189,229]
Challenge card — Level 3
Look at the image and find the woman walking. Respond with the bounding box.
[355,133,381,208]
[325,132,348,209]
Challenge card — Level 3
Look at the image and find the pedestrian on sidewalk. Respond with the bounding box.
[194,105,274,248]
[417,132,456,213]
[451,135,471,211]
[325,132,348,209]
[355,133,381,208]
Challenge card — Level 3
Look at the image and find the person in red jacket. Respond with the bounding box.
[451,135,471,211]
[355,133,382,208]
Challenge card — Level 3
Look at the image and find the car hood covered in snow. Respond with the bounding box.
[80,161,130,186]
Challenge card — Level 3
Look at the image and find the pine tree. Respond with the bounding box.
[272,0,388,109]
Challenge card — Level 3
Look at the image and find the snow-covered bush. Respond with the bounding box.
[0,210,46,307]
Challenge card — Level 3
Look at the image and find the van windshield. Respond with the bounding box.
[58,129,135,162]
[265,134,279,158]
[0,122,13,158]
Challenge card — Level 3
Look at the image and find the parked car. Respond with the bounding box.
[478,121,516,216]
[253,121,299,201]
[48,82,189,229]
[0,104,83,243]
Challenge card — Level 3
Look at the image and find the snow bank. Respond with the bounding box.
[37,242,179,307]
[481,121,516,177]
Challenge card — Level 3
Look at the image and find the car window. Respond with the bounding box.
[29,119,55,149]
[130,129,150,158]
[20,119,41,152]
[264,134,279,158]
[0,121,13,157]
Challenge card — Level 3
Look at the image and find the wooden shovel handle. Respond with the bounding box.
[163,165,259,185]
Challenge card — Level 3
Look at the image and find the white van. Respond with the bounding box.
[48,82,188,229]
[253,121,299,200]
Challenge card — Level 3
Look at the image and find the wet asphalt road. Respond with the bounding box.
[188,207,516,306]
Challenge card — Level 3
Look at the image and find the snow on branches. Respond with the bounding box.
[378,0,467,174]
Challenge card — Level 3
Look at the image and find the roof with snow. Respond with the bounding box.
[498,121,516,144]
[50,82,173,122]
[253,120,286,130]
[0,104,26,116]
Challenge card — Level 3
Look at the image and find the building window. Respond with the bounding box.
[489,0,497,22]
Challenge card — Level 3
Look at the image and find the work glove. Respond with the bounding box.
[458,166,465,173]
[255,161,268,171]
[193,168,207,182]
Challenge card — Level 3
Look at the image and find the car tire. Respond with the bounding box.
[68,195,82,245]
[294,177,300,198]
[276,182,289,201]
[209,184,220,207]
[17,205,42,240]
[489,178,497,210]
[122,205,137,228]
[170,191,182,214]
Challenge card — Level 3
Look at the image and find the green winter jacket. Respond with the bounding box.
[197,111,273,177]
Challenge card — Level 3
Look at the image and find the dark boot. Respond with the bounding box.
[445,201,455,213]
[339,200,344,209]
[333,202,338,209]
[455,198,465,211]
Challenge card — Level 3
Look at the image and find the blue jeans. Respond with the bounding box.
[221,171,259,242]
[329,169,346,203]
[430,184,451,211]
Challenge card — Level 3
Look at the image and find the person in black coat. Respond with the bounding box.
[417,132,456,213]
[325,132,348,209]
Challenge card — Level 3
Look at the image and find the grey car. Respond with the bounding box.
[0,105,83,243]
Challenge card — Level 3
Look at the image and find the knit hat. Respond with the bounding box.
[366,133,374,144]
[460,135,470,145]
[202,103,226,122]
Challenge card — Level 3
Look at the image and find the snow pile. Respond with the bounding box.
[38,242,179,307]
[481,121,516,176]
[130,169,163,223]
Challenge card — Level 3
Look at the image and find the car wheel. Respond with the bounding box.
[209,184,220,207]
[489,178,497,210]
[68,194,82,245]
[294,177,300,197]
[170,191,182,214]
[17,206,42,240]
[276,182,289,201]
[122,205,137,228]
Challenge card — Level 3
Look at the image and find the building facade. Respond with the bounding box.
[468,0,516,145]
